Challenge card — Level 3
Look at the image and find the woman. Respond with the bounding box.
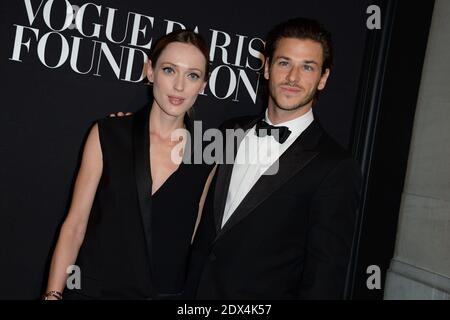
[44,30,214,300]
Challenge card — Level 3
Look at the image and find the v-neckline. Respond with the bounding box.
[146,109,193,198]
[150,161,184,198]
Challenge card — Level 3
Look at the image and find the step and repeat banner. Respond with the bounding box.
[0,0,371,298]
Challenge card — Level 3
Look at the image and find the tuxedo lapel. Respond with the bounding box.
[133,106,194,252]
[213,115,264,232]
[132,105,156,295]
[213,162,234,232]
[215,120,323,242]
[132,106,195,297]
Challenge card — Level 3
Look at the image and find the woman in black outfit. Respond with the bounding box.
[43,30,214,299]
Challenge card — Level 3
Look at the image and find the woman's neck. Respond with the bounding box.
[149,103,185,140]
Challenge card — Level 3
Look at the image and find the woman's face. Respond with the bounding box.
[147,42,207,118]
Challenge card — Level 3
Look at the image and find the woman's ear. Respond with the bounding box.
[146,60,154,83]
[200,80,207,94]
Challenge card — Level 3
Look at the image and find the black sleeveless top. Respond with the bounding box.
[65,105,212,299]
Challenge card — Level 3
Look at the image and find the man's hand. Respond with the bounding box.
[109,112,133,117]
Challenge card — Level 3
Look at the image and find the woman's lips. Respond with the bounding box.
[168,96,185,105]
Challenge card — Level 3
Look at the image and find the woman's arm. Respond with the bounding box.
[191,165,217,243]
[44,124,103,298]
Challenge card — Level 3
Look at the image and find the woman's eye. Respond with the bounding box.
[188,73,200,80]
[162,67,174,74]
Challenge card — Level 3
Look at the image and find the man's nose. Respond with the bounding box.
[287,66,300,84]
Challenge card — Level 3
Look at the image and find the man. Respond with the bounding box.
[186,17,362,299]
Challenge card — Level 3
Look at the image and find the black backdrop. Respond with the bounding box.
[1,0,384,299]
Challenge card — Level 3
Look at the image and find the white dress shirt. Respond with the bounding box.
[221,108,314,227]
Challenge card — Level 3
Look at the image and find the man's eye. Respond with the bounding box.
[278,61,289,66]
[162,67,174,74]
[303,65,314,72]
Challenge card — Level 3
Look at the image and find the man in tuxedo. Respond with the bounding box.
[186,17,362,299]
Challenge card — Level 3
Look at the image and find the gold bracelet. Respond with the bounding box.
[42,291,63,300]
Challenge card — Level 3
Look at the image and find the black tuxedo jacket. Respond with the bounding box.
[186,114,362,300]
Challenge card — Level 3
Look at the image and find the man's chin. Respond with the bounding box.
[276,103,309,111]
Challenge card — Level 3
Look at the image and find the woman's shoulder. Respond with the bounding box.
[218,114,258,131]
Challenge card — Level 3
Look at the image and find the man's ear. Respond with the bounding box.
[146,60,154,83]
[317,68,330,91]
[264,58,270,80]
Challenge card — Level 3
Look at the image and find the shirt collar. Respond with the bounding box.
[265,108,314,138]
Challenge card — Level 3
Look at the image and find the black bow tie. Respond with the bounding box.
[255,119,291,143]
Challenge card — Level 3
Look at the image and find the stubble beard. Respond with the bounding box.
[269,84,317,112]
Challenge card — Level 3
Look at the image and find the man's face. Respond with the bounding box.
[264,37,330,114]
